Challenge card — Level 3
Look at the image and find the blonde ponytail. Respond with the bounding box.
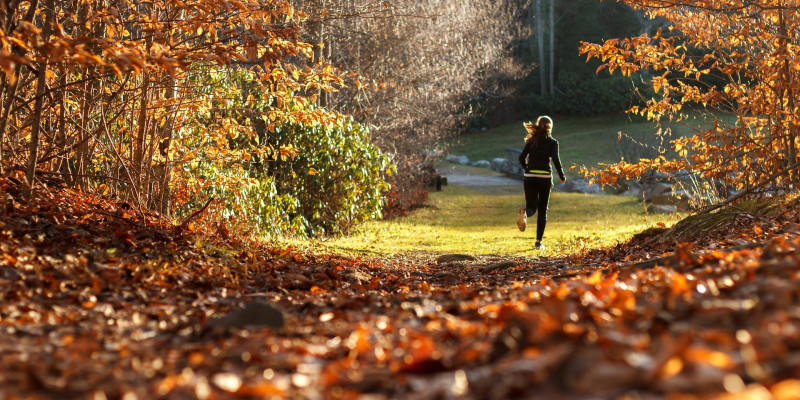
[522,116,552,146]
[523,121,536,142]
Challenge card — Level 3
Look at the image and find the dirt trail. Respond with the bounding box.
[437,164,520,193]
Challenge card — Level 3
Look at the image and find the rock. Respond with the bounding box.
[490,157,524,177]
[0,266,21,280]
[641,182,673,201]
[652,204,677,214]
[649,194,675,205]
[470,160,491,168]
[481,260,517,273]
[562,346,640,394]
[424,148,444,157]
[436,254,476,264]
[672,189,693,198]
[503,148,525,177]
[445,155,469,165]
[491,158,508,172]
[350,269,372,283]
[621,188,642,197]
[554,179,604,195]
[650,194,692,211]
[610,179,642,194]
[640,170,671,184]
[207,301,285,329]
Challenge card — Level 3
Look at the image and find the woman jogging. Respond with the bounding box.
[516,116,566,249]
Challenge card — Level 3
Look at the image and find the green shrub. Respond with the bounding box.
[174,68,391,238]
[263,120,392,236]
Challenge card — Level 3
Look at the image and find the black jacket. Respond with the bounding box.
[518,136,565,181]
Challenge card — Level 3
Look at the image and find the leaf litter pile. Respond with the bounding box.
[2,177,800,399]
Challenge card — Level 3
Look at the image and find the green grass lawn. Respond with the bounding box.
[318,184,680,258]
[445,112,716,179]
[305,113,711,258]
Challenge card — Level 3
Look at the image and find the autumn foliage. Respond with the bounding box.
[297,0,528,216]
[579,0,800,200]
[0,0,391,236]
[3,156,800,398]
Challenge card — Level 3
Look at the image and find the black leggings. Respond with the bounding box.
[523,177,552,241]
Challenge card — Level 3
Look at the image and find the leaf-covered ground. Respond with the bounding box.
[2,177,800,399]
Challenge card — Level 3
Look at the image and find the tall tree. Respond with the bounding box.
[0,0,345,214]
[580,0,800,197]
[536,0,547,95]
[521,0,645,114]
[548,0,555,95]
[297,0,529,213]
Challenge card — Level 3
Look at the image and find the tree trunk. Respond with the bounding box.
[536,0,546,96]
[548,0,555,96]
[157,75,176,215]
[0,0,38,172]
[132,73,149,195]
[73,0,97,189]
[24,64,46,198]
[778,8,798,183]
[526,0,535,60]
[315,0,328,108]
[24,0,52,198]
[0,75,19,173]
[56,73,72,183]
[0,43,6,172]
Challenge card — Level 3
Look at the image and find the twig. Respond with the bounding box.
[646,160,800,246]
[694,160,800,216]
[177,197,214,231]
[87,209,145,229]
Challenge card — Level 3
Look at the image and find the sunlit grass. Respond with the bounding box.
[299,114,713,258]
[316,184,681,258]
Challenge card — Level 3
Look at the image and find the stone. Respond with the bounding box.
[491,158,508,172]
[207,301,285,329]
[640,170,671,184]
[481,260,517,273]
[555,179,604,195]
[641,182,673,201]
[470,160,491,168]
[424,148,444,157]
[445,155,469,165]
[650,194,691,211]
[436,254,477,264]
[489,158,523,177]
[621,188,642,197]
[610,179,642,194]
[652,204,677,214]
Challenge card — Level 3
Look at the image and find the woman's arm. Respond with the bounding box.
[518,141,531,168]
[551,141,566,182]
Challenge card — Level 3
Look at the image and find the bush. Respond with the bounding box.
[261,119,392,236]
[177,118,391,238]
[171,67,391,238]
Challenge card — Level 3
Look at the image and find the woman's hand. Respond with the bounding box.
[560,179,566,184]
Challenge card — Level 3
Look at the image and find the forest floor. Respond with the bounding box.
[2,175,800,399]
